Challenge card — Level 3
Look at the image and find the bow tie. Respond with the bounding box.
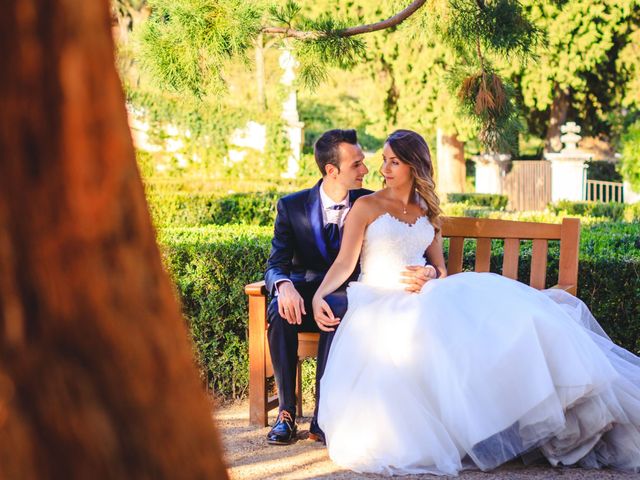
[325,203,347,225]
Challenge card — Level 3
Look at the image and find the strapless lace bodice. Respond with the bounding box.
[358,213,435,289]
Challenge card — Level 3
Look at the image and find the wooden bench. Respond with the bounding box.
[245,216,581,426]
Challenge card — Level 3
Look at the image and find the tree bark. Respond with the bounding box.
[436,129,466,195]
[545,85,570,153]
[0,1,227,478]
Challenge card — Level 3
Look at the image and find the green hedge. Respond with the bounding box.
[549,200,627,221]
[446,193,509,209]
[148,191,284,227]
[159,226,272,398]
[159,221,640,400]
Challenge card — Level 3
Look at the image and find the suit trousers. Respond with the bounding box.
[267,283,348,425]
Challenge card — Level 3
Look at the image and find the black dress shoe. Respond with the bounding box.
[267,410,297,445]
[309,419,326,444]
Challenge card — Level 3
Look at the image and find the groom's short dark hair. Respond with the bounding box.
[314,129,358,176]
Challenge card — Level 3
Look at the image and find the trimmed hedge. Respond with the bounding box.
[550,200,627,221]
[159,221,640,400]
[446,193,508,210]
[148,191,284,227]
[159,226,272,398]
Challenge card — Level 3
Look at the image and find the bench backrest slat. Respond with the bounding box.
[558,218,581,290]
[447,237,465,275]
[502,238,520,280]
[475,238,492,272]
[530,239,549,289]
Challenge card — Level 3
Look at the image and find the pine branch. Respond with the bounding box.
[262,0,427,39]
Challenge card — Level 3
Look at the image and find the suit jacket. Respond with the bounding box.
[265,180,372,295]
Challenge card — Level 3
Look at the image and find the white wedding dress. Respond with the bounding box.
[318,213,640,476]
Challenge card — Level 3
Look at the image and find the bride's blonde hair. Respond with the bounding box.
[386,129,442,232]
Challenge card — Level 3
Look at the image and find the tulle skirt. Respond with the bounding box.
[318,272,640,476]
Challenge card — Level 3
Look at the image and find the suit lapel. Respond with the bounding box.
[305,180,330,263]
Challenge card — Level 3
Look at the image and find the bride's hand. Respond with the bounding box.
[401,265,437,293]
[312,296,340,332]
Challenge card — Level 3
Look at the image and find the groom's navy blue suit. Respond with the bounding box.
[265,179,371,432]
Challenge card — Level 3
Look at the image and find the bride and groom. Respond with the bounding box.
[265,128,640,475]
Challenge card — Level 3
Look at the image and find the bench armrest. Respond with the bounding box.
[245,280,267,297]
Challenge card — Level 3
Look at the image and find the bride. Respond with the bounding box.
[311,129,640,476]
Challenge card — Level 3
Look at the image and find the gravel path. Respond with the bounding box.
[216,400,640,480]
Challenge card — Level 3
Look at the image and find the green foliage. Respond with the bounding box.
[138,0,263,97]
[446,193,508,209]
[298,98,384,153]
[587,160,623,182]
[159,220,640,399]
[624,201,640,222]
[132,0,544,153]
[127,88,248,170]
[510,0,640,139]
[294,16,367,89]
[147,190,285,227]
[269,0,301,26]
[439,0,539,60]
[159,225,272,398]
[621,120,640,190]
[550,200,627,221]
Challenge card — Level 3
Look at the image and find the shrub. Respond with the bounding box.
[586,160,622,182]
[549,200,626,221]
[147,191,285,227]
[446,193,508,209]
[159,221,640,400]
[624,202,640,222]
[159,225,272,399]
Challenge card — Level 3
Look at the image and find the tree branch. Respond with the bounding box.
[260,27,319,40]
[261,0,427,39]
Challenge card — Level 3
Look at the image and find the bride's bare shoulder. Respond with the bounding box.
[351,191,387,223]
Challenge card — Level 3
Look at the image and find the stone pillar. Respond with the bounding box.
[544,122,591,202]
[472,153,511,194]
[279,48,304,179]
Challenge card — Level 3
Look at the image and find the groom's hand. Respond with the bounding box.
[401,265,437,293]
[277,282,306,325]
[312,298,340,332]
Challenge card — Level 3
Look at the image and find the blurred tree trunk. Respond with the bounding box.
[436,129,466,194]
[0,1,227,479]
[545,85,570,153]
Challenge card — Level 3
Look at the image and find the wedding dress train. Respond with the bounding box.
[318,213,640,476]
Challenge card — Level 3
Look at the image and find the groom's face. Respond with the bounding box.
[335,142,368,190]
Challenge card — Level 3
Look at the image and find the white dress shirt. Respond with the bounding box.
[319,183,350,227]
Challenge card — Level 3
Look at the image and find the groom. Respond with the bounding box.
[265,129,434,445]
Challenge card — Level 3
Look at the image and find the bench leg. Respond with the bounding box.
[248,294,269,427]
[296,358,303,419]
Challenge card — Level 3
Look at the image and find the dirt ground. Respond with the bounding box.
[216,400,640,480]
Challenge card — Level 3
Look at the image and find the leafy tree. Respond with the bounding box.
[137,0,540,154]
[508,0,640,152]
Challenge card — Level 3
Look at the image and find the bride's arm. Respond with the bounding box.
[312,200,370,331]
[425,232,447,279]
